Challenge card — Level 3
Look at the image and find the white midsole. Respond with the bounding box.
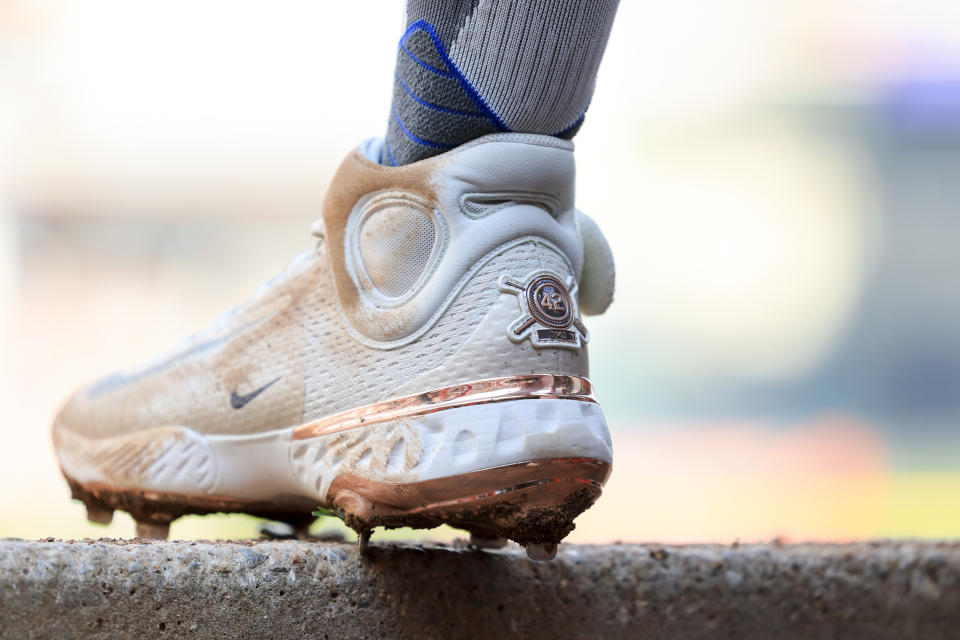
[57,398,612,504]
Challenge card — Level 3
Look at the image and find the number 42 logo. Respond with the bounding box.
[498,270,588,349]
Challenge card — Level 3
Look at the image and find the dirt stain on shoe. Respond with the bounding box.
[322,147,439,342]
[53,426,186,486]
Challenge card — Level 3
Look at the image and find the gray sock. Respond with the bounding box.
[381,0,620,166]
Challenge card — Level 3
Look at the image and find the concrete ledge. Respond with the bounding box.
[1,539,958,639]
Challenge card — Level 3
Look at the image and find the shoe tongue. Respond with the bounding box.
[203,247,316,335]
[361,137,386,164]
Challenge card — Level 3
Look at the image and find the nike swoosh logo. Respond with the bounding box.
[230,377,281,410]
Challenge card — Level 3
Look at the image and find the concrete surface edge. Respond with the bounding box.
[1,540,958,639]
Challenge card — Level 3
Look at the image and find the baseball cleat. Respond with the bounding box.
[52,133,616,557]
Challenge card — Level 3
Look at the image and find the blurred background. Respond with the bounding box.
[1,0,959,543]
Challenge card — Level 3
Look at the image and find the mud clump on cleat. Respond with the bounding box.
[326,458,609,556]
[336,481,602,556]
[461,485,600,547]
[507,487,599,546]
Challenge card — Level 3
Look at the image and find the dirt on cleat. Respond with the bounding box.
[64,475,317,539]
[63,458,606,553]
[331,459,606,554]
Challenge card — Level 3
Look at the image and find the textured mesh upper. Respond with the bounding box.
[300,240,548,421]
[56,237,586,441]
[358,204,436,298]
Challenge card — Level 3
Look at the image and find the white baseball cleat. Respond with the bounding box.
[53,133,615,558]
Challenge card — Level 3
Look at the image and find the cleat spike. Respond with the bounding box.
[358,529,372,556]
[258,522,296,540]
[260,518,314,541]
[469,533,508,550]
[525,542,558,562]
[257,516,316,540]
[84,501,114,525]
[135,520,171,540]
[292,520,312,541]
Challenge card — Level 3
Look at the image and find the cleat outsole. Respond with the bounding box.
[61,457,609,559]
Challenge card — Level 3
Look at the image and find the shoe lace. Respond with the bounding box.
[183,223,325,343]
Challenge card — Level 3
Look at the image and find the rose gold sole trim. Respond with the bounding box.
[451,477,601,506]
[292,374,596,441]
[330,456,610,512]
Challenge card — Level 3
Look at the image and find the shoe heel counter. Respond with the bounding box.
[322,134,584,348]
[388,238,590,397]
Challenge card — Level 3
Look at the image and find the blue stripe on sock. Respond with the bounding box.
[392,104,457,149]
[399,22,452,77]
[399,20,510,133]
[553,112,586,137]
[399,44,452,77]
[384,138,397,166]
[396,72,484,118]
